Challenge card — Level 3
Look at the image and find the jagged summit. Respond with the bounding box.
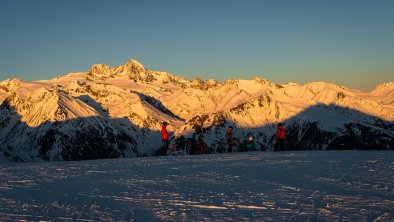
[0,79,20,94]
[251,76,274,85]
[86,59,156,82]
[124,59,146,70]
[87,64,111,77]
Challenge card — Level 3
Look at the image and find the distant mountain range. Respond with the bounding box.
[0,59,393,162]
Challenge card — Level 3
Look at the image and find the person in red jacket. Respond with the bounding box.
[161,121,170,155]
[274,123,286,151]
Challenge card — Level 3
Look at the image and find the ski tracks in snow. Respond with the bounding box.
[0,151,393,221]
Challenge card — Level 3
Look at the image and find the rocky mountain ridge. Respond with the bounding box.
[0,59,393,162]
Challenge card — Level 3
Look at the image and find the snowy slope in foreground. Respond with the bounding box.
[0,151,393,221]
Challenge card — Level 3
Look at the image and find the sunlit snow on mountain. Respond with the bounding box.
[0,59,393,162]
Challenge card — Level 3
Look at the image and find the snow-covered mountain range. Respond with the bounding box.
[0,59,393,162]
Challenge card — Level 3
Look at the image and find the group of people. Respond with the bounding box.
[159,121,287,155]
[225,123,286,152]
[160,122,208,155]
[225,126,255,152]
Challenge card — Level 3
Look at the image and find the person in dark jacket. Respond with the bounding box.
[188,136,197,155]
[197,134,207,154]
[161,121,170,155]
[274,123,286,151]
[226,126,234,152]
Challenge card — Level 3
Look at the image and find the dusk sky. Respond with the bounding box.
[0,0,393,91]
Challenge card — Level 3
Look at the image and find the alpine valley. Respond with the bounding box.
[0,59,393,162]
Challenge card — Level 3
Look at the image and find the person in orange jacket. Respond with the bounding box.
[161,121,170,155]
[274,123,286,151]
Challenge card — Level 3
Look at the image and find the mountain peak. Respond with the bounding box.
[372,81,394,93]
[206,79,219,86]
[87,64,111,78]
[251,77,274,87]
[0,78,21,93]
[86,59,155,82]
[125,59,145,70]
[191,76,204,85]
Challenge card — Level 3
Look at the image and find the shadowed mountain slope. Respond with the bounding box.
[0,59,393,162]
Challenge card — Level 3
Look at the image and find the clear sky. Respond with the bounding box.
[0,0,393,91]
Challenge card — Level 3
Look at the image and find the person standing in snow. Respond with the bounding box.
[197,134,207,154]
[246,136,255,151]
[226,126,234,152]
[274,123,286,151]
[161,121,170,155]
[188,135,198,155]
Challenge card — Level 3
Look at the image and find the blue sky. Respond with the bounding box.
[0,0,393,91]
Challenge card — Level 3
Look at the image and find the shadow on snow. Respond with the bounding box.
[0,91,393,162]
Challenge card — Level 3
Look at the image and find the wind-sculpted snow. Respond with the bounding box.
[0,151,393,221]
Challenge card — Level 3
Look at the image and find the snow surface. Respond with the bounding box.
[0,151,393,221]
